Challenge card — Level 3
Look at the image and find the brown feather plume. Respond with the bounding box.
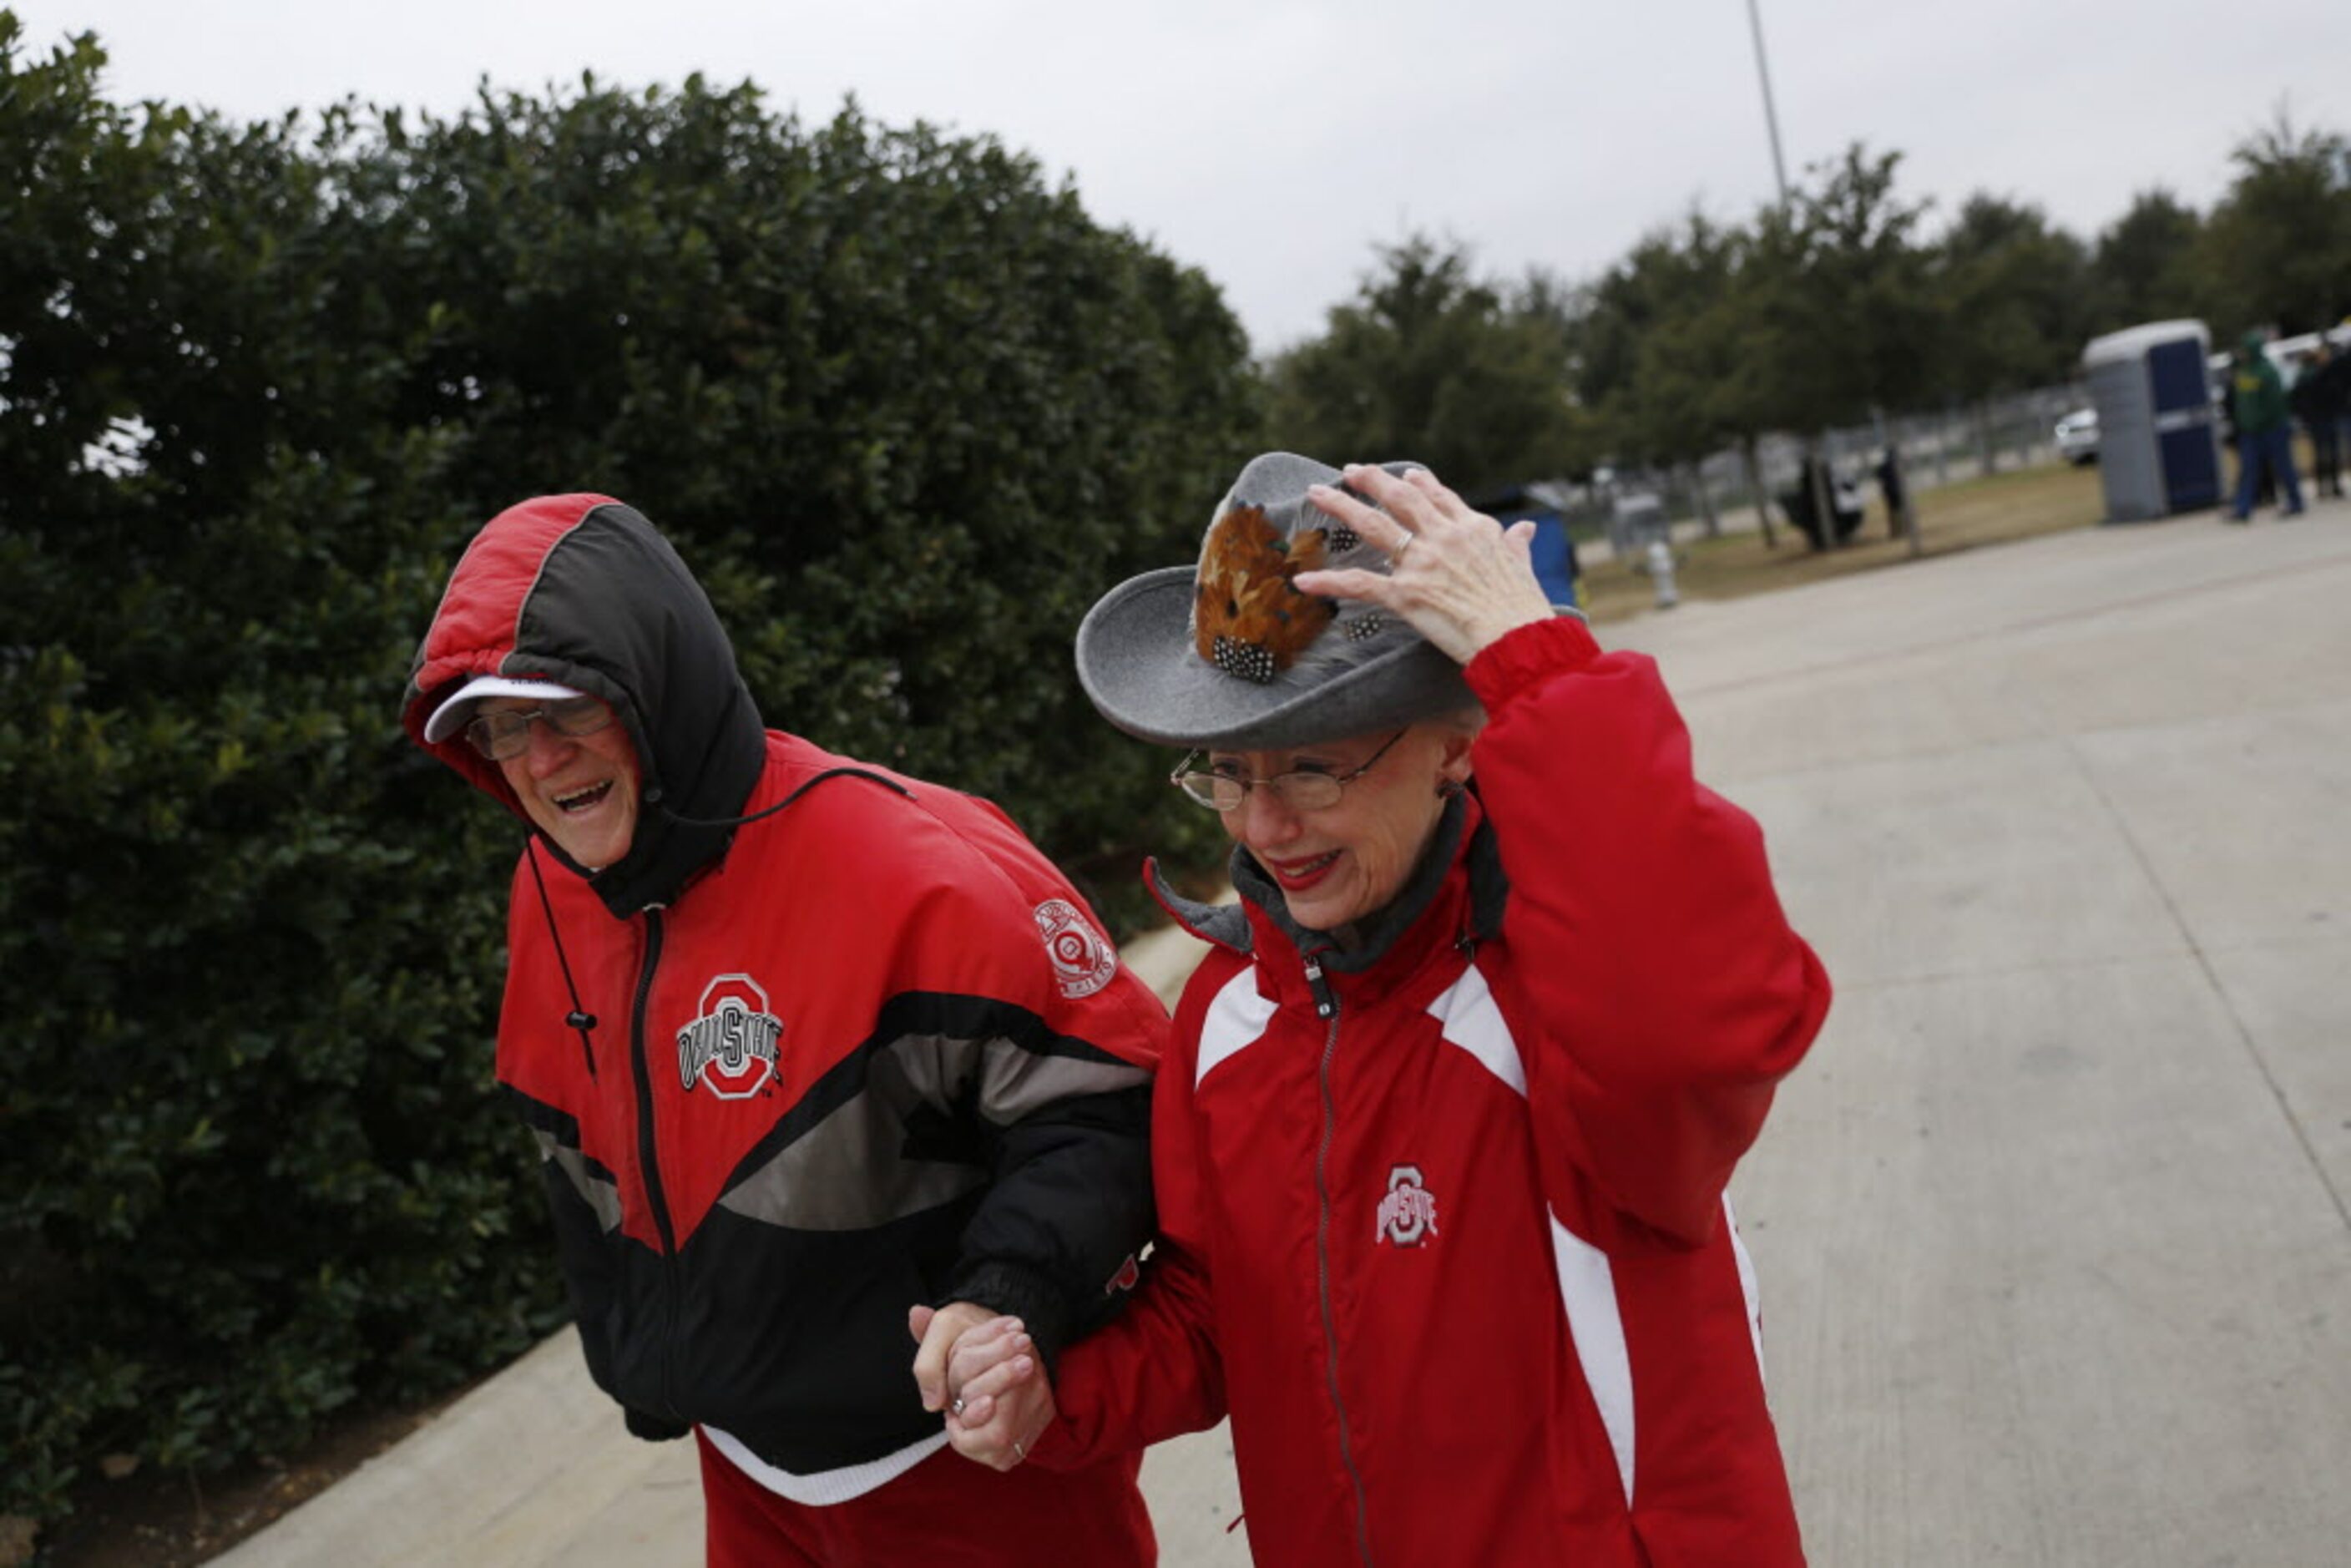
[1192,505,1334,683]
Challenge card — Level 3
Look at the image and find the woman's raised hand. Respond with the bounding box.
[1292,464,1556,666]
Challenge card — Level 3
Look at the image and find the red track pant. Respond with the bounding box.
[696,1430,1155,1566]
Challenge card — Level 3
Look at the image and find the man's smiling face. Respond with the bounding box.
[484,695,642,870]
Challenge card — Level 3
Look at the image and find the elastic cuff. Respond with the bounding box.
[624,1406,691,1442]
[943,1259,1076,1377]
[1463,612,1601,712]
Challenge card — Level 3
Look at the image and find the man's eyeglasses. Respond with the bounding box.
[464,696,614,761]
[1170,730,1408,813]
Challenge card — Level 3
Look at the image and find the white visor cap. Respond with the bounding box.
[424,675,589,744]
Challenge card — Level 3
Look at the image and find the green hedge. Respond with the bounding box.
[0,16,1258,1532]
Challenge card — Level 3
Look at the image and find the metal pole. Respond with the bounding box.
[1746,0,1792,205]
[1748,0,1836,549]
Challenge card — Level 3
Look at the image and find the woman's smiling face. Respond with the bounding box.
[1211,720,1474,933]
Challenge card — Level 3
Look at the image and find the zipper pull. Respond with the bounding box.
[1302,955,1337,1020]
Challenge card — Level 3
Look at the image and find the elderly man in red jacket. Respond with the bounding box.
[403,493,1165,1565]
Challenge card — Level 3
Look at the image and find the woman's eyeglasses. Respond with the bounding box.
[1170,730,1407,812]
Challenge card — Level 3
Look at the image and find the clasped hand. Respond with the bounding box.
[908,1302,1054,1470]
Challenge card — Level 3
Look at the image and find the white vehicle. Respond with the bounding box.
[2055,407,2100,466]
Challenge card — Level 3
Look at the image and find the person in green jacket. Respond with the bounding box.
[2229,330,2306,522]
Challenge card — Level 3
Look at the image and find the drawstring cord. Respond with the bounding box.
[649,766,910,829]
[525,839,599,1081]
[518,766,910,1078]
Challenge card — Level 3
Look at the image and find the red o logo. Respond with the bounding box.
[1034,899,1117,999]
[677,974,783,1100]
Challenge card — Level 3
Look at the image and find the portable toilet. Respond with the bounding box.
[2081,320,2222,520]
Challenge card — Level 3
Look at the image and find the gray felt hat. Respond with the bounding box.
[1074,452,1476,751]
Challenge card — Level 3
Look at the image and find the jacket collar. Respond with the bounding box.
[1146,859,1254,953]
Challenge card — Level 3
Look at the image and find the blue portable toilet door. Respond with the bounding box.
[2146,337,2219,509]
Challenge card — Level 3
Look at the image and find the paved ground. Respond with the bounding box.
[217,498,2351,1565]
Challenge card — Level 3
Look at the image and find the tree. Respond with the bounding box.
[1565,154,1938,553]
[1569,212,1759,536]
[1930,194,2097,470]
[1729,145,1936,440]
[1575,216,1725,457]
[2194,105,2351,336]
[1,20,1259,1535]
[2091,189,2205,332]
[1266,235,1587,492]
[1731,144,1937,547]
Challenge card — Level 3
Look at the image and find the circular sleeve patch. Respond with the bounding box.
[1034,898,1119,999]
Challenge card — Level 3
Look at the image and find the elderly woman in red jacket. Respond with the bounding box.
[928,453,1831,1565]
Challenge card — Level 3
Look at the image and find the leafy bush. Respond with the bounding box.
[0,15,1256,1531]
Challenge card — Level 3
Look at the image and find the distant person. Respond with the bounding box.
[2216,352,2274,509]
[2289,338,2347,500]
[1874,446,1909,539]
[2228,331,2305,522]
[401,494,1164,1566]
[1782,453,1860,548]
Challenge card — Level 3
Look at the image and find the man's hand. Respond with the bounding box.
[943,1313,1055,1469]
[908,1300,1005,1414]
[908,1304,1055,1469]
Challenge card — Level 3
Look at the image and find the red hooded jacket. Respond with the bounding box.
[402,494,1165,1477]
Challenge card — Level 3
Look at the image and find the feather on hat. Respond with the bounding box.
[1075,452,1474,751]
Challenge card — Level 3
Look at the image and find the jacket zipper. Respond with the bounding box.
[1307,953,1378,1568]
[629,907,683,1421]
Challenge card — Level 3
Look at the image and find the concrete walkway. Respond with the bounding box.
[219,499,2351,1565]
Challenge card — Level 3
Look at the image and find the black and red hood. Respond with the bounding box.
[402,493,768,917]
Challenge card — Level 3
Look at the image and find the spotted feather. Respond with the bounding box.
[1191,505,1335,682]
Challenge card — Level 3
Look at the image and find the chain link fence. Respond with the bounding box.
[1561,382,2096,558]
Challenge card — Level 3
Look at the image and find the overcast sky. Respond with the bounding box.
[13,1,2347,352]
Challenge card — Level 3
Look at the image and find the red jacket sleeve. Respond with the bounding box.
[1034,949,1236,1465]
[1466,615,1830,1248]
[875,808,1165,1365]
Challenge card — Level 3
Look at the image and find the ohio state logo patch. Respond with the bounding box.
[1034,898,1117,999]
[1376,1165,1438,1247]
[676,974,783,1100]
